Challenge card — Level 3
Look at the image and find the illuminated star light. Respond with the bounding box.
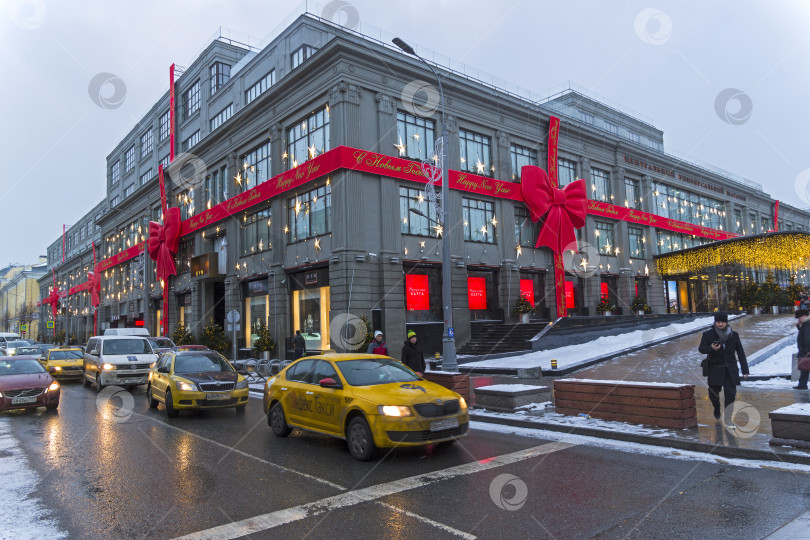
[476,161,485,174]
[308,145,317,159]
[394,140,406,156]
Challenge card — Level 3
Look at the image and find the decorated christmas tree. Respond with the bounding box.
[171,322,195,345]
[353,313,374,353]
[253,319,275,357]
[199,319,231,357]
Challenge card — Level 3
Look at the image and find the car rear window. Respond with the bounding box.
[174,354,233,374]
[102,339,153,355]
[0,359,46,375]
[17,348,41,355]
[5,341,29,348]
[337,359,419,386]
[50,351,83,360]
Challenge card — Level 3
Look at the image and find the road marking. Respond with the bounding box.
[764,509,810,539]
[174,441,574,540]
[376,502,476,539]
[131,410,346,491]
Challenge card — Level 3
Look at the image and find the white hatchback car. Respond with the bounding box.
[83,336,158,391]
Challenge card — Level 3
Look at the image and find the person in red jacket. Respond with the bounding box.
[367,331,388,355]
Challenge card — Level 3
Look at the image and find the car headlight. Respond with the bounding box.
[378,405,413,417]
[235,379,248,390]
[47,382,60,392]
[175,380,196,392]
[0,391,4,398]
[459,396,468,410]
[102,363,114,370]
[49,366,62,372]
[150,362,156,369]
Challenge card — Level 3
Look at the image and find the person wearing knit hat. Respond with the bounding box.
[794,308,810,390]
[367,330,388,356]
[698,313,749,421]
[401,329,425,372]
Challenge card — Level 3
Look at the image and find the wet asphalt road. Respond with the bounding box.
[5,382,810,539]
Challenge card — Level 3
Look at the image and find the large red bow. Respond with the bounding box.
[41,269,64,318]
[147,206,181,283]
[87,271,101,307]
[520,165,587,254]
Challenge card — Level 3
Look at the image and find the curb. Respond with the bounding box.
[469,412,810,466]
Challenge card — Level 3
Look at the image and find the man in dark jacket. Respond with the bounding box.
[400,330,425,373]
[292,330,306,360]
[698,313,748,420]
[794,308,810,390]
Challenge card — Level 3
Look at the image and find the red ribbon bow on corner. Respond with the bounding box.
[147,206,181,283]
[520,165,587,254]
[42,269,64,318]
[87,271,101,308]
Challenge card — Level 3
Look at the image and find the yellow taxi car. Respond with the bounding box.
[39,347,85,380]
[146,350,249,418]
[263,353,469,460]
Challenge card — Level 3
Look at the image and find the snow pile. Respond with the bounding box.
[476,384,548,392]
[464,316,719,371]
[563,379,689,388]
[749,346,795,376]
[0,418,66,538]
[771,403,810,416]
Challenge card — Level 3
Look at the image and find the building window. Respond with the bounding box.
[404,265,443,322]
[204,166,228,209]
[287,106,330,168]
[734,209,743,234]
[463,197,496,243]
[590,167,611,203]
[183,79,200,120]
[605,121,618,135]
[140,129,153,157]
[139,168,153,186]
[175,237,194,273]
[594,221,615,255]
[159,154,170,170]
[291,45,318,69]
[287,184,331,242]
[175,189,194,220]
[515,205,539,247]
[110,195,120,208]
[240,208,272,256]
[628,226,646,259]
[111,161,120,185]
[400,187,440,237]
[181,131,200,152]
[210,62,230,95]
[237,141,271,193]
[580,111,594,124]
[510,144,537,182]
[458,129,492,177]
[624,177,640,209]
[395,111,435,161]
[159,110,170,141]
[628,131,640,144]
[123,184,135,198]
[125,146,135,172]
[245,70,276,104]
[761,216,770,233]
[558,158,577,187]
[210,103,233,131]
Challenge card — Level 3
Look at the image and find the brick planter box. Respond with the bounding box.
[475,384,551,412]
[769,403,810,449]
[423,371,472,403]
[553,379,697,429]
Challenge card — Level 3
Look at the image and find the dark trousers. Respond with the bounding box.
[708,377,737,413]
[798,369,809,388]
[294,349,304,360]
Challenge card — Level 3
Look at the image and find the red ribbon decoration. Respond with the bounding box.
[88,241,101,308]
[41,269,64,319]
[520,166,587,255]
[147,206,181,283]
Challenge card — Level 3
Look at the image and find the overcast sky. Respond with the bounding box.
[2,0,810,269]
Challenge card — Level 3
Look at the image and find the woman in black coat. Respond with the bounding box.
[794,308,810,390]
[698,313,748,419]
[400,330,425,373]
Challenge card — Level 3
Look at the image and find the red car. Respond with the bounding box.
[0,356,60,412]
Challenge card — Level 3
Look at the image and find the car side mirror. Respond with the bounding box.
[90,349,99,356]
[319,377,341,389]
[157,366,170,374]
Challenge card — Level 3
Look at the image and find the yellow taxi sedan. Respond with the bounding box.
[40,347,85,380]
[263,354,469,460]
[146,350,249,418]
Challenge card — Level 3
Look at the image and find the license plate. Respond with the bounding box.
[206,393,230,400]
[430,417,460,432]
[118,379,141,384]
[12,396,37,405]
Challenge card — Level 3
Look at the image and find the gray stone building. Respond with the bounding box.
[38,10,810,356]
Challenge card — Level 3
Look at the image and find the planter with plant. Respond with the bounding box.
[513,296,535,323]
[631,296,651,315]
[597,296,616,316]
[252,319,276,360]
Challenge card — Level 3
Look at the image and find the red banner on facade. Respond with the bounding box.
[519,279,534,305]
[565,281,575,309]
[600,282,609,299]
[467,277,487,310]
[405,274,430,311]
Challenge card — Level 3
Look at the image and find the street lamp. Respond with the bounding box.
[393,37,457,371]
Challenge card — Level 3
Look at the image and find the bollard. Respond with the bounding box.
[551,359,558,370]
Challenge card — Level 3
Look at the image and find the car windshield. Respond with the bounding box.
[102,339,152,355]
[16,348,41,355]
[336,359,420,386]
[149,338,174,349]
[0,359,46,375]
[50,351,83,360]
[173,354,233,374]
[38,344,56,350]
[5,341,29,348]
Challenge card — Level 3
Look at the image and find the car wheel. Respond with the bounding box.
[95,372,104,392]
[46,403,59,412]
[146,385,158,409]
[165,389,179,418]
[235,404,246,415]
[269,402,291,437]
[347,417,377,461]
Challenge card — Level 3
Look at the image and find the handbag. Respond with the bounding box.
[798,356,810,371]
[701,357,709,377]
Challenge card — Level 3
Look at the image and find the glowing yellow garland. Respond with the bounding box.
[655,233,810,276]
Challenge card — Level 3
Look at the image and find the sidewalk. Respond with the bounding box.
[468,315,810,465]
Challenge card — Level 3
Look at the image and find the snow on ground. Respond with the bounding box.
[474,409,677,438]
[741,378,797,389]
[476,384,548,392]
[563,379,688,387]
[772,403,810,415]
[470,420,810,472]
[750,345,796,376]
[0,418,66,539]
[464,316,719,371]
